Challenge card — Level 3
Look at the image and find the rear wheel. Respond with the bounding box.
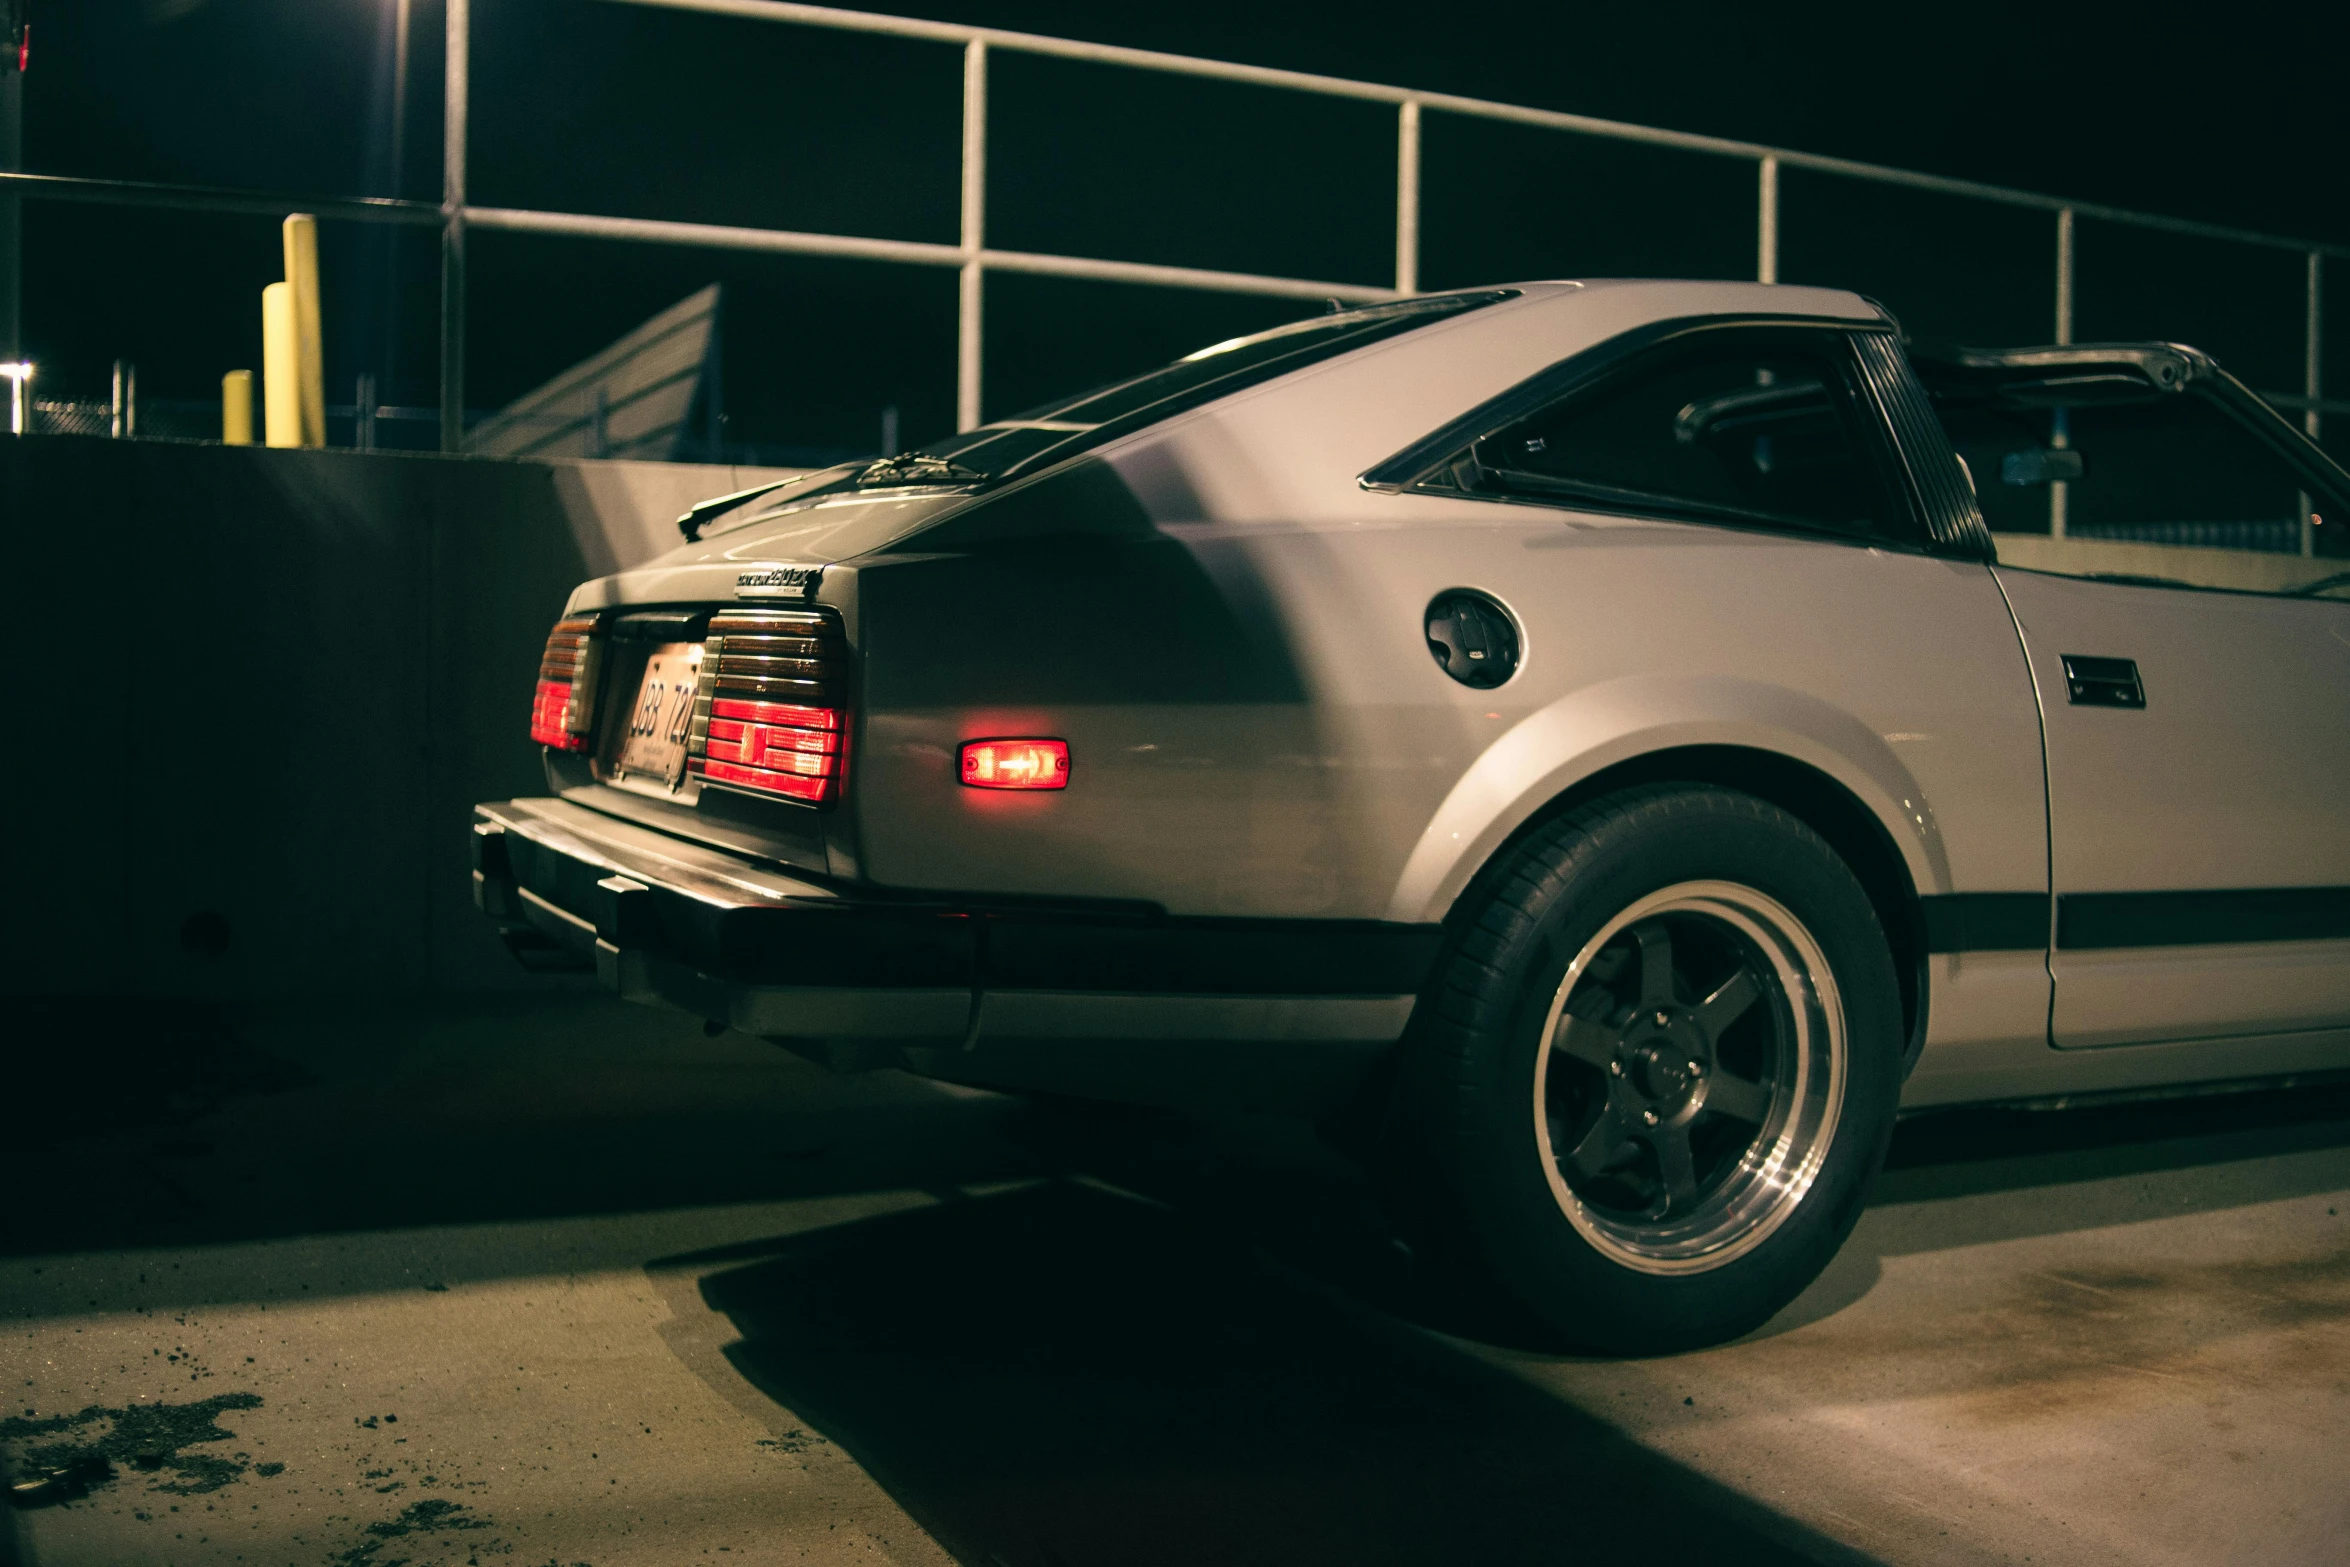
[1406,785,1902,1353]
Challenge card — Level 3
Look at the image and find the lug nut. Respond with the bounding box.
[1608,1059,1624,1076]
[1641,1109,1660,1126]
[1654,1010,1671,1027]
[1689,1060,1706,1077]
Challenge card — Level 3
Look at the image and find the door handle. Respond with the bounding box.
[2061,655,2145,709]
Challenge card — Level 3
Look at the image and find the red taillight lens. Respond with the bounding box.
[685,611,847,805]
[530,615,602,752]
[960,739,1070,790]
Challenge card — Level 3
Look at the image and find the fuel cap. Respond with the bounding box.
[1425,590,1520,689]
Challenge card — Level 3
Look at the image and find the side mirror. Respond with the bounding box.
[2000,448,2085,486]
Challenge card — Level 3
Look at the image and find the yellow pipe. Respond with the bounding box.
[262,282,300,449]
[222,369,254,445]
[282,214,326,448]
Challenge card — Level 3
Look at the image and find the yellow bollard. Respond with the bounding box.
[282,214,326,448]
[262,282,300,449]
[222,369,254,445]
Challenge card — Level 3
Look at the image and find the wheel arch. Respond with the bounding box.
[1494,746,1926,1060]
[1405,738,1932,1070]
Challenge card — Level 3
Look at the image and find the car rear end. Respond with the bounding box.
[477,560,987,1045]
[475,538,1436,1108]
[471,286,1565,1108]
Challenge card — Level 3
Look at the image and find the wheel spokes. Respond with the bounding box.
[1549,1009,1620,1071]
[1553,912,1793,1222]
[1697,963,1764,1039]
[1565,1102,1634,1179]
[1648,1123,1700,1212]
[1582,941,1634,989]
[1702,1069,1774,1124]
[1633,923,1676,1008]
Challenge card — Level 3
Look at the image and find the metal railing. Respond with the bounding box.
[5,0,2348,475]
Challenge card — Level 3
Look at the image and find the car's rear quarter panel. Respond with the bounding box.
[839,305,2050,926]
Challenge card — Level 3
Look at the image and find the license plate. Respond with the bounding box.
[613,642,702,789]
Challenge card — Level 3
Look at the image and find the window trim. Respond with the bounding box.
[1845,331,1996,561]
[1361,315,1939,553]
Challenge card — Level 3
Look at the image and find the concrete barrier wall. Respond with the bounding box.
[0,436,796,1001]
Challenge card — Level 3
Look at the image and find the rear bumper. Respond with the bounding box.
[471,797,1435,1111]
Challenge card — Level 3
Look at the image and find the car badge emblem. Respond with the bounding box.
[735,563,823,601]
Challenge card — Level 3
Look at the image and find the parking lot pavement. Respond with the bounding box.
[1492,1144,2350,1566]
[3,996,2346,1567]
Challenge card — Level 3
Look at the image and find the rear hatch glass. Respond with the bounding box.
[696,288,1517,548]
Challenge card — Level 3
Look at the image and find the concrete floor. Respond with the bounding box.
[2,994,2346,1566]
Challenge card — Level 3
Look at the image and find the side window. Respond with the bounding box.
[2063,397,2304,550]
[1930,371,2349,596]
[1454,331,1910,543]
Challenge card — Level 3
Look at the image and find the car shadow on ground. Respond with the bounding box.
[660,1078,2350,1567]
[12,992,2350,1565]
[674,1176,1871,1567]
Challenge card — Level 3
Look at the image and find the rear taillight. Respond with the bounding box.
[686,610,847,804]
[530,614,603,752]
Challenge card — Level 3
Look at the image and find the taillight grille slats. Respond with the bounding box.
[714,653,841,680]
[710,697,838,729]
[528,614,604,752]
[706,675,831,703]
[712,634,827,657]
[684,607,848,805]
[709,610,826,634]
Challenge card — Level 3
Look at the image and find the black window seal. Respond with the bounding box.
[1360,313,1942,554]
[1845,330,1996,561]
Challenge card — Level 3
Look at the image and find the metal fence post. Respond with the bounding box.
[439,0,469,454]
[2054,206,2074,345]
[1395,100,1420,294]
[1756,155,1778,284]
[2050,206,2076,539]
[2306,253,2323,442]
[957,38,987,433]
[2305,250,2323,555]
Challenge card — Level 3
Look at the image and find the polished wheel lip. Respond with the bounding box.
[1531,879,1847,1277]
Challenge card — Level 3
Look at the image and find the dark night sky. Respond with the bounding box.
[17,0,2350,457]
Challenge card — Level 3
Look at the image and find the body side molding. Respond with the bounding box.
[1916,888,2350,952]
[1920,892,2047,952]
[2060,887,2350,949]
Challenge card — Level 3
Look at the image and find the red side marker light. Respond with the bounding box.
[960,738,1069,790]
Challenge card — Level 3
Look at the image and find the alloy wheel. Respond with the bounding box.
[1531,880,1847,1275]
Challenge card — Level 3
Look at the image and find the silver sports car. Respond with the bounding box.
[472,280,2350,1351]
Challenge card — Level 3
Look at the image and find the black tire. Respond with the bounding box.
[1401,784,1903,1354]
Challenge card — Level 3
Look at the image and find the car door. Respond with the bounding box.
[1976,381,2350,1047]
